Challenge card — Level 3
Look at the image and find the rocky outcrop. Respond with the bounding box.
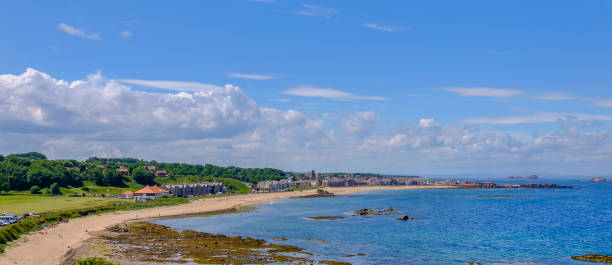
[395,215,419,221]
[299,189,336,198]
[571,254,612,263]
[352,207,399,216]
[589,177,608,182]
[307,216,345,220]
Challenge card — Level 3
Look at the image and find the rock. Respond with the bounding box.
[395,215,419,220]
[307,216,345,220]
[571,254,612,263]
[272,237,287,241]
[352,208,394,216]
[589,177,608,182]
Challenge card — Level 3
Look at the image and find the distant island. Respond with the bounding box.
[589,176,607,182]
[506,175,539,180]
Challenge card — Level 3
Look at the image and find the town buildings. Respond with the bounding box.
[163,182,226,197]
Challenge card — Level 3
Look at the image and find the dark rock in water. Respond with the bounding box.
[354,209,371,215]
[307,216,345,220]
[467,262,483,265]
[571,254,612,263]
[395,215,419,221]
[589,177,607,182]
[299,189,336,198]
[352,207,399,216]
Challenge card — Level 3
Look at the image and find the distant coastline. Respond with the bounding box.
[506,175,539,180]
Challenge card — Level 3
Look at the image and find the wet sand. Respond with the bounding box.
[0,185,453,265]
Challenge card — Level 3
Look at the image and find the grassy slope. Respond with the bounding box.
[0,195,124,215]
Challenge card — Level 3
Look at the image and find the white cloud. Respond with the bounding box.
[227,72,275,80]
[362,23,407,32]
[532,92,581,101]
[341,111,380,137]
[297,4,336,18]
[464,113,612,125]
[0,69,258,139]
[58,23,101,40]
[2,69,612,175]
[419,118,436,128]
[117,79,225,93]
[443,87,524,98]
[594,100,612,108]
[120,31,132,37]
[283,86,388,101]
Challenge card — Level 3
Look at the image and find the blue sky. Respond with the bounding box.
[1,1,611,177]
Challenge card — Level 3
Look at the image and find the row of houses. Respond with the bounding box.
[163,183,226,197]
[255,175,429,192]
[121,182,227,201]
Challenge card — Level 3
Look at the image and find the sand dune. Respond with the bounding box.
[0,185,452,265]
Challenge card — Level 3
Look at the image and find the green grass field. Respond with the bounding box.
[0,195,124,215]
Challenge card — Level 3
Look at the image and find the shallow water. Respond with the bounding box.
[154,180,611,265]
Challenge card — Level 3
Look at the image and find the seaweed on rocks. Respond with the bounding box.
[99,222,347,264]
[571,254,612,263]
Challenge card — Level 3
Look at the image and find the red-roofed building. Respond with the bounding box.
[134,185,168,200]
[121,190,135,198]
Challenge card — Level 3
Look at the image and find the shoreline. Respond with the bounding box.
[0,185,454,265]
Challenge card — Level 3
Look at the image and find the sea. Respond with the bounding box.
[153,179,611,265]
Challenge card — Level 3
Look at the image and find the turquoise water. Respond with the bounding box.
[154,180,611,264]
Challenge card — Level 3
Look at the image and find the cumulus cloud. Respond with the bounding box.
[297,4,336,18]
[2,69,612,175]
[0,69,258,139]
[419,118,436,128]
[120,31,133,37]
[283,86,388,101]
[341,111,380,137]
[58,23,101,40]
[227,72,275,80]
[443,87,523,98]
[362,23,407,32]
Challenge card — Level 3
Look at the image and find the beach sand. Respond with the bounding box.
[0,185,452,265]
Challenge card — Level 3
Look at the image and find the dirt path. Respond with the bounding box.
[0,185,453,265]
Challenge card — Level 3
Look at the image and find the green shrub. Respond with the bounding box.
[77,257,115,265]
[30,185,41,194]
[49,183,61,195]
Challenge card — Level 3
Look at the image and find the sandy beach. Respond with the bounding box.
[0,185,453,265]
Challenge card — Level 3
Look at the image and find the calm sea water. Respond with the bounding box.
[154,180,611,265]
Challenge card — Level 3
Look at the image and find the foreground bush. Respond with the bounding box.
[77,257,115,265]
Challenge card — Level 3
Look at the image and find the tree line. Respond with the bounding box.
[0,152,287,193]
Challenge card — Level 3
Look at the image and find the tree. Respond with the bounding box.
[30,185,41,194]
[103,169,125,187]
[0,174,9,194]
[49,183,61,195]
[132,167,155,185]
[13,152,47,160]
[92,169,106,186]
